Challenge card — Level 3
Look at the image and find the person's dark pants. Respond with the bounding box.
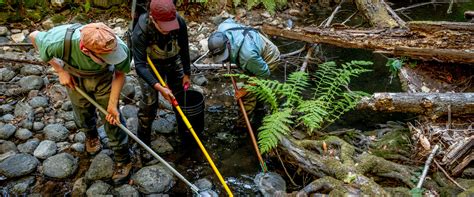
[137,61,184,146]
[68,74,130,163]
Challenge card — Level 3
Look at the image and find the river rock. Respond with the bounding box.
[33,140,57,159]
[43,124,69,141]
[0,140,17,154]
[56,141,71,152]
[74,131,86,143]
[0,124,16,139]
[32,122,45,131]
[152,114,176,134]
[17,138,40,154]
[61,100,73,111]
[11,33,25,43]
[0,153,39,178]
[41,18,54,30]
[1,114,14,122]
[126,117,138,135]
[121,104,139,119]
[15,128,33,140]
[254,172,286,196]
[72,177,87,197]
[42,153,78,179]
[114,184,139,196]
[19,75,44,91]
[47,84,68,104]
[9,176,35,194]
[29,96,49,108]
[14,101,33,120]
[0,26,8,36]
[192,75,208,86]
[71,143,84,152]
[20,65,44,76]
[0,104,14,114]
[85,153,114,181]
[151,136,173,154]
[86,180,111,196]
[0,68,16,82]
[132,164,175,194]
[58,111,75,121]
[65,121,77,130]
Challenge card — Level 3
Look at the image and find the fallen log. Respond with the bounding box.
[192,63,237,70]
[262,21,474,64]
[357,93,474,118]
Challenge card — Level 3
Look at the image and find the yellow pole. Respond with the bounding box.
[147,56,233,196]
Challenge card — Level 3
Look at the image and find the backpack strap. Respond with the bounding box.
[224,27,258,67]
[63,23,82,64]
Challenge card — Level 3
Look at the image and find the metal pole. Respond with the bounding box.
[74,87,200,194]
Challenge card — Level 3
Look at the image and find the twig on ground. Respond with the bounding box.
[275,149,299,187]
[300,45,316,72]
[417,144,440,188]
[342,11,358,25]
[395,0,439,12]
[321,0,345,28]
[280,45,306,58]
[434,159,466,191]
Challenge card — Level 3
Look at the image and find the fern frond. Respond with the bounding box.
[258,108,294,154]
[261,0,276,14]
[283,71,309,107]
[296,100,329,132]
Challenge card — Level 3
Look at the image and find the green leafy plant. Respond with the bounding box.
[235,0,286,14]
[231,61,372,154]
[386,57,409,77]
[84,0,91,13]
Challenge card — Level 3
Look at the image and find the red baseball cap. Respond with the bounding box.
[150,0,179,32]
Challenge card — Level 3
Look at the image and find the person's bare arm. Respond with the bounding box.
[106,70,125,125]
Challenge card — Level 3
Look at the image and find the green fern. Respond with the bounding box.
[235,61,372,153]
[258,108,293,154]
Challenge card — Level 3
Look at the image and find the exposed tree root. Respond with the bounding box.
[279,136,417,195]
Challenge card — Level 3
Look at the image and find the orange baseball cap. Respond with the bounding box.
[80,23,127,65]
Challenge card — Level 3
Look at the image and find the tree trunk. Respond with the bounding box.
[354,0,403,28]
[357,93,474,118]
[261,21,474,64]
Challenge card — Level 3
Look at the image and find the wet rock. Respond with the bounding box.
[56,141,71,152]
[195,178,218,196]
[121,104,139,119]
[9,176,35,194]
[0,153,39,178]
[20,65,44,76]
[0,104,14,114]
[58,111,75,121]
[131,164,175,194]
[15,128,33,140]
[0,68,16,82]
[71,143,85,152]
[72,177,87,197]
[85,153,114,181]
[29,96,49,108]
[11,33,25,43]
[74,131,86,143]
[65,121,77,130]
[17,138,40,154]
[14,101,33,120]
[33,140,57,159]
[254,172,286,196]
[114,184,139,196]
[0,26,8,36]
[61,100,72,111]
[42,153,78,179]
[0,140,17,154]
[1,114,14,122]
[0,124,16,139]
[126,117,138,135]
[86,180,111,196]
[151,136,173,154]
[20,119,33,130]
[43,124,69,141]
[97,126,109,145]
[152,117,176,134]
[19,75,44,91]
[192,75,208,86]
[32,122,45,131]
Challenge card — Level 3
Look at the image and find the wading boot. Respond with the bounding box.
[85,136,102,155]
[112,161,132,185]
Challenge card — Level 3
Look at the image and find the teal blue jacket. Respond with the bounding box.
[218,19,275,77]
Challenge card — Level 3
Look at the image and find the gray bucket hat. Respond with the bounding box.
[208,32,229,63]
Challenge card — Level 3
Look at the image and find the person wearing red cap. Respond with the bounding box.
[131,0,192,160]
[29,23,133,184]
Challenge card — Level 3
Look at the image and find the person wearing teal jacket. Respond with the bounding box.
[208,18,280,128]
[29,23,132,184]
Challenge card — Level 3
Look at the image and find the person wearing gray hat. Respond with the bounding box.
[208,18,280,130]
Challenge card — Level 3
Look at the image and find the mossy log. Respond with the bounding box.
[279,136,417,195]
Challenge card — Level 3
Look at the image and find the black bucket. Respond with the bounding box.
[173,90,205,146]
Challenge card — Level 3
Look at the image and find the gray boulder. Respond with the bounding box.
[113,184,139,196]
[71,143,85,152]
[0,153,39,178]
[86,180,111,196]
[19,75,44,91]
[121,104,139,119]
[43,124,69,141]
[33,122,45,131]
[0,104,14,114]
[151,136,173,154]
[33,140,57,159]
[132,164,175,194]
[0,114,14,122]
[8,176,35,194]
[0,68,16,82]
[72,177,87,197]
[0,140,17,154]
[17,138,40,154]
[15,128,33,140]
[20,65,44,76]
[0,124,16,139]
[85,153,114,181]
[29,96,49,108]
[14,102,34,120]
[42,153,78,179]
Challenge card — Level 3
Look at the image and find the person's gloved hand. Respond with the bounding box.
[235,87,248,100]
[182,74,191,91]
